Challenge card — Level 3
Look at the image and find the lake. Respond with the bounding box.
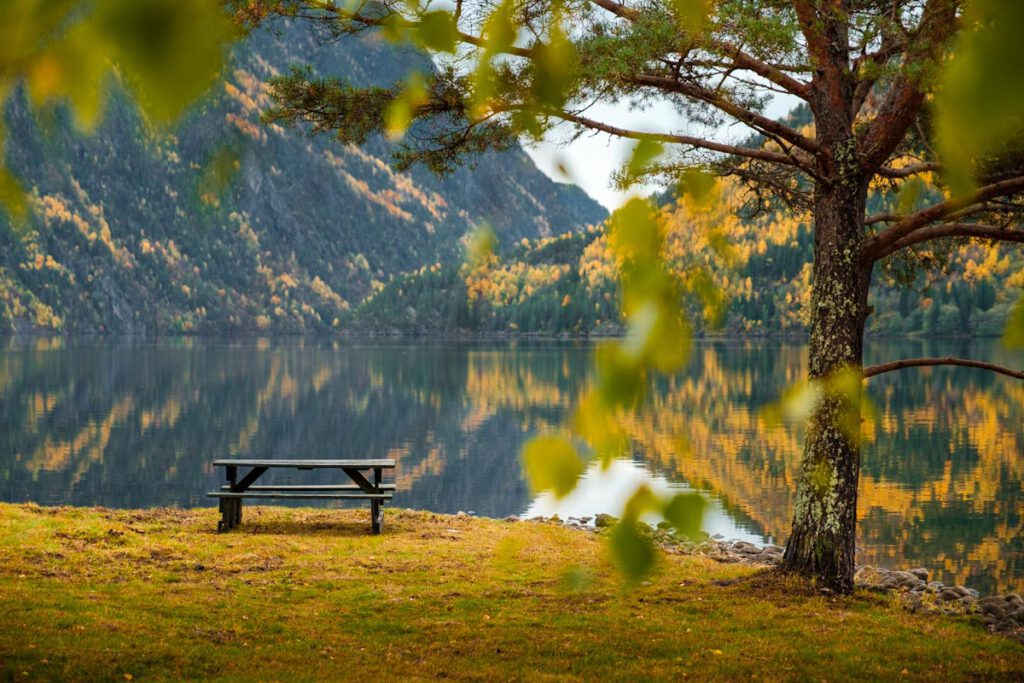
[1,337,1021,594]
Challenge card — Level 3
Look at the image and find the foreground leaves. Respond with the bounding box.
[0,0,235,217]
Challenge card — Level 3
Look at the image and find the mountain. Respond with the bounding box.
[0,24,606,335]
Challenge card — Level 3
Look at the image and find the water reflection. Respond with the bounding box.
[0,337,1021,593]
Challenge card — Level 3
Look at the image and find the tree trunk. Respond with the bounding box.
[781,141,872,593]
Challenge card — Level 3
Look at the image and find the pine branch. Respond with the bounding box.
[553,110,815,172]
[876,162,942,179]
[863,175,1024,261]
[871,222,1024,261]
[856,0,959,173]
[630,74,820,155]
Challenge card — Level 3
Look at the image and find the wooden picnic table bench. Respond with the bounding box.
[207,459,396,534]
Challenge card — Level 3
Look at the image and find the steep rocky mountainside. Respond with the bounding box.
[0,25,606,334]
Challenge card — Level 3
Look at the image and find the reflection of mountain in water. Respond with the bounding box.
[0,338,1021,593]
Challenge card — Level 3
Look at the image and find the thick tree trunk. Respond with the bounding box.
[781,141,872,593]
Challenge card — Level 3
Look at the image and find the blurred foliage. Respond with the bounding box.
[0,0,235,217]
[522,435,585,499]
[1007,299,1024,349]
[935,0,1024,196]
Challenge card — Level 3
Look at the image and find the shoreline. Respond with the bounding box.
[0,330,1007,343]
[517,512,1024,642]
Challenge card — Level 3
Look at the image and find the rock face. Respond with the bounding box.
[0,24,606,335]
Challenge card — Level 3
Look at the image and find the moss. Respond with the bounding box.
[1,503,1022,681]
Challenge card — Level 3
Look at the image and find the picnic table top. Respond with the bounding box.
[213,459,396,468]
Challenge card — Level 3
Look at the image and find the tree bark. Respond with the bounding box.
[781,139,871,593]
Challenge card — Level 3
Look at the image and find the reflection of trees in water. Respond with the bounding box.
[1,339,1021,591]
[630,341,1024,594]
[0,341,583,516]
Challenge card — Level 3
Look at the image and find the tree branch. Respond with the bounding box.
[585,0,640,21]
[876,161,942,179]
[587,0,810,101]
[856,0,959,173]
[862,175,1024,262]
[552,110,813,170]
[872,222,1024,261]
[863,357,1024,381]
[630,74,821,155]
[711,40,812,100]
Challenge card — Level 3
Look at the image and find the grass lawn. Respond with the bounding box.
[1,503,1022,681]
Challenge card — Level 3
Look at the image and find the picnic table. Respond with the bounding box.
[207,459,396,534]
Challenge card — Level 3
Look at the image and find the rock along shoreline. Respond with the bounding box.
[489,511,1024,643]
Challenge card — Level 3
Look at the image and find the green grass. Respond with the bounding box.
[0,503,1022,681]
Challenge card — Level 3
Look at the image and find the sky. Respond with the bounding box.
[523,95,801,211]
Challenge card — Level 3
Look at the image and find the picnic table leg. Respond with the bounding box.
[218,499,230,533]
[371,499,381,534]
[372,467,383,534]
[218,465,240,532]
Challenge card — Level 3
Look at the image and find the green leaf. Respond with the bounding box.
[572,391,628,468]
[380,12,411,44]
[672,0,710,34]
[97,0,234,127]
[663,493,705,539]
[561,564,594,592]
[895,177,925,215]
[1004,296,1024,349]
[0,166,27,223]
[935,0,1024,196]
[607,197,660,267]
[197,144,242,204]
[470,0,516,115]
[624,139,664,185]
[417,11,458,54]
[532,20,577,109]
[0,121,26,221]
[609,520,655,581]
[385,72,429,141]
[595,343,645,410]
[522,435,584,499]
[465,223,496,267]
[622,485,658,521]
[676,168,717,207]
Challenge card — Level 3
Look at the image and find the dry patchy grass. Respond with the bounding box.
[0,503,1021,681]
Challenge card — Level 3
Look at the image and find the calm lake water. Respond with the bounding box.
[1,337,1022,593]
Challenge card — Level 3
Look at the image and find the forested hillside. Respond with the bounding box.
[352,182,1024,338]
[0,24,606,335]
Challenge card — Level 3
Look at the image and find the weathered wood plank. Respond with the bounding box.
[219,484,396,492]
[207,492,392,500]
[213,459,395,468]
[342,467,377,494]
[232,466,269,492]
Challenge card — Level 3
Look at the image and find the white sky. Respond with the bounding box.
[523,94,801,211]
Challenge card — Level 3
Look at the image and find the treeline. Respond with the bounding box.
[350,203,1022,338]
